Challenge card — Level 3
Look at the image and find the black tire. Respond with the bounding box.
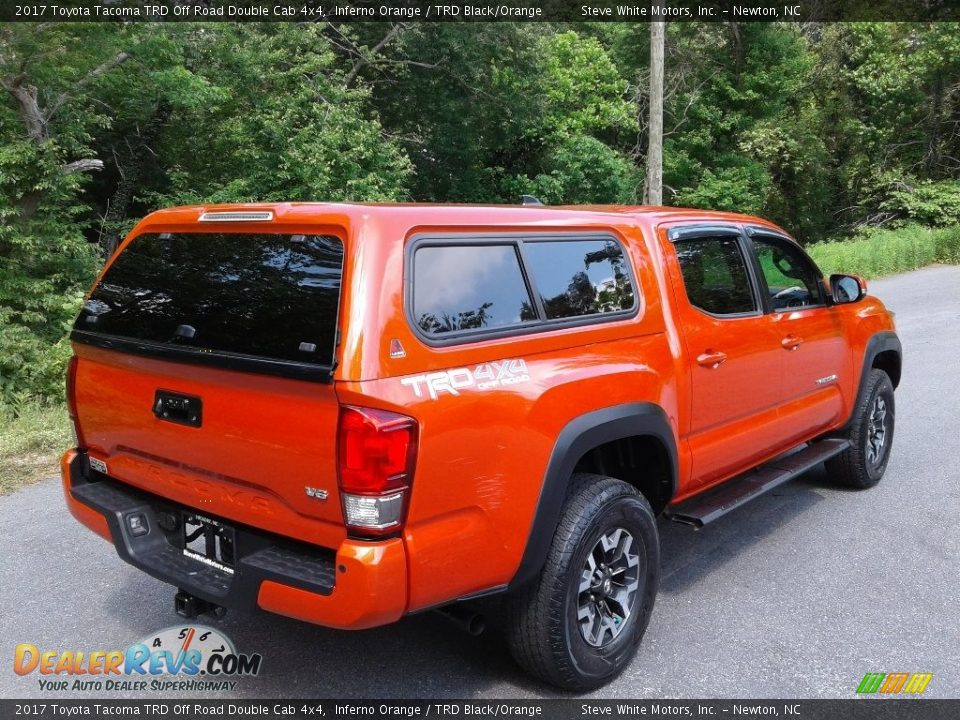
[826,368,895,489]
[504,473,659,691]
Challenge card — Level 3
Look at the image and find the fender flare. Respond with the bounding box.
[843,331,902,430]
[508,402,678,591]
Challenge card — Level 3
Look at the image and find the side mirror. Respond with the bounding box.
[830,273,867,304]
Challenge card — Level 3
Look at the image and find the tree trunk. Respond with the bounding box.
[1,46,130,220]
[729,23,745,87]
[646,21,665,206]
[2,77,49,143]
[925,71,944,179]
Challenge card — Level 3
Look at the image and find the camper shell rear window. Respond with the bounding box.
[72,232,344,381]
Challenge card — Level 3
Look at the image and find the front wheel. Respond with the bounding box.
[826,368,895,489]
[504,474,659,691]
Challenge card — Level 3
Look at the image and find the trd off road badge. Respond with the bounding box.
[401,358,530,400]
[389,338,406,359]
[14,625,262,693]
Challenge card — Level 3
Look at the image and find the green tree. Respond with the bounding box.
[366,25,639,203]
[144,24,412,206]
[814,23,960,229]
[0,24,154,404]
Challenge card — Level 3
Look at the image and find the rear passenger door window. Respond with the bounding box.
[413,244,537,335]
[523,239,635,319]
[673,236,757,316]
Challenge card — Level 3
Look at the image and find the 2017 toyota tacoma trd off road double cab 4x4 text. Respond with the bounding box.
[61,202,901,690]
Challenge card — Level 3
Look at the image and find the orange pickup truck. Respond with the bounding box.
[61,203,901,689]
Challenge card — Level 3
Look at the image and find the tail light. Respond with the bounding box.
[337,406,418,537]
[66,355,85,448]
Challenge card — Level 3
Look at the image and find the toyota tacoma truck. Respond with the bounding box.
[61,202,901,690]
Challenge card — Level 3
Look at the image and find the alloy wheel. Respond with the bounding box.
[866,394,889,466]
[577,527,641,648]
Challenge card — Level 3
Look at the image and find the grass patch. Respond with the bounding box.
[808,223,960,278]
[0,403,72,495]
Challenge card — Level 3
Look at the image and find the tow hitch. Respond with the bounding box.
[174,590,226,620]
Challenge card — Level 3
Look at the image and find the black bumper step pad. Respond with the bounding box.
[68,457,336,608]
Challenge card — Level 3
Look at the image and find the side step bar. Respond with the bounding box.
[666,438,850,528]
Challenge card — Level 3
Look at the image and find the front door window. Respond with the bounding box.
[750,237,824,311]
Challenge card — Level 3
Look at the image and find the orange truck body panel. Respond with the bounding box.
[61,202,897,628]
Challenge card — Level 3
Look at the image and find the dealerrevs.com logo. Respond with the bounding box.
[14,625,262,692]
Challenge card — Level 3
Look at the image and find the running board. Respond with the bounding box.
[666,438,850,528]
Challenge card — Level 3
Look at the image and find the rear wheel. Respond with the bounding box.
[826,368,895,489]
[504,474,659,691]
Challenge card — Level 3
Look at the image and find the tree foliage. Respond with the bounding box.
[143,25,412,207]
[1,21,959,403]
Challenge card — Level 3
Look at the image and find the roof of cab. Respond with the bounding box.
[134,201,786,235]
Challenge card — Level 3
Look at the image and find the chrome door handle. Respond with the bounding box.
[697,350,727,368]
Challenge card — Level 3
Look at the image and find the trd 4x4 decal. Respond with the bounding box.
[401,359,530,400]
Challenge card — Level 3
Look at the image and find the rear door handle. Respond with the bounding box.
[781,335,803,351]
[696,350,727,368]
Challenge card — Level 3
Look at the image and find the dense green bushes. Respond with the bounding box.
[882,180,960,228]
[0,143,100,407]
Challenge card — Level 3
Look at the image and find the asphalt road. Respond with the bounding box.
[2,265,959,700]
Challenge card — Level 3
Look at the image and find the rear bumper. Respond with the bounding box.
[60,449,407,629]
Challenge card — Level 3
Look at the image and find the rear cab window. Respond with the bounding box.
[73,232,345,380]
[409,235,638,343]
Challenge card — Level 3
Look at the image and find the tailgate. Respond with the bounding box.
[69,228,348,549]
[74,346,346,548]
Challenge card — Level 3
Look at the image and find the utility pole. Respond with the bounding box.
[646,21,665,206]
